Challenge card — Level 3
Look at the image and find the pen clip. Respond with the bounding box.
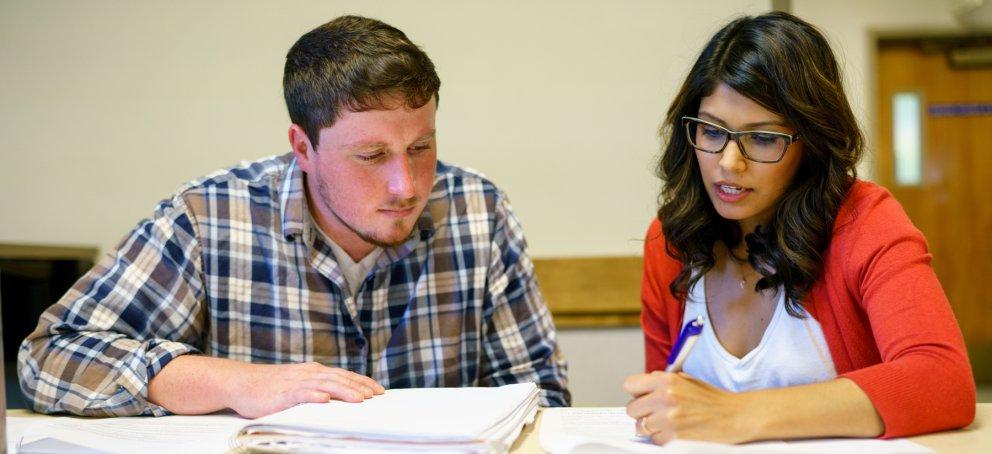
[665,316,704,373]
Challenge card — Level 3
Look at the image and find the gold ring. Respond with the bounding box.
[638,417,653,435]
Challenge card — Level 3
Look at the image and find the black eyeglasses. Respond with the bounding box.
[682,116,799,163]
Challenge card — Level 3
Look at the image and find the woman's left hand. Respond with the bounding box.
[623,371,754,445]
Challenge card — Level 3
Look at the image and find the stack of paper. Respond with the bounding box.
[233,382,540,453]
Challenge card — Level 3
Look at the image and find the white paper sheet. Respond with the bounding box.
[11,414,245,454]
[539,407,933,454]
[6,417,48,453]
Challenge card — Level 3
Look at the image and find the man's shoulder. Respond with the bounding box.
[434,160,498,190]
[426,161,514,233]
[434,160,502,195]
[173,153,293,199]
[148,153,295,223]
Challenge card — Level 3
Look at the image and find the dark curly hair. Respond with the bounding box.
[656,12,863,317]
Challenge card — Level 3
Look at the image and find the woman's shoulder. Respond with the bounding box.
[643,217,666,256]
[642,217,682,273]
[645,217,664,244]
[836,179,892,214]
[830,179,926,260]
[834,180,916,234]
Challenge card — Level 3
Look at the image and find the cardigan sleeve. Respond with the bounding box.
[838,189,975,438]
[641,219,680,372]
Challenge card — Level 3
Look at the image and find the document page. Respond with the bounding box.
[12,414,246,454]
[539,407,667,453]
[546,407,645,441]
[539,408,933,454]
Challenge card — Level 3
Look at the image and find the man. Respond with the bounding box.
[18,15,569,417]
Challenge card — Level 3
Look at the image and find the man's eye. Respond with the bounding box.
[409,144,432,154]
[357,152,385,162]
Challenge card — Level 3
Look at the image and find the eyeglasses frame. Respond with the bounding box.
[682,116,800,164]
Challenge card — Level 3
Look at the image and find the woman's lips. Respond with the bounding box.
[714,183,752,203]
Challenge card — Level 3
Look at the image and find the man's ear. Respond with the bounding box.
[288,124,315,173]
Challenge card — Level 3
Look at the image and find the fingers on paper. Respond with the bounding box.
[305,376,368,402]
[334,369,385,395]
[299,390,332,404]
[296,364,386,400]
[650,429,675,445]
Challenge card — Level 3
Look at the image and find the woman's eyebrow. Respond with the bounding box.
[697,111,787,130]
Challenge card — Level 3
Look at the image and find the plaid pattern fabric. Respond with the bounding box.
[18,153,569,416]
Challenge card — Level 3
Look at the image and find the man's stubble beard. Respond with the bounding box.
[313,172,417,249]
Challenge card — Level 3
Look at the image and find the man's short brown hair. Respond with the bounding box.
[283,15,440,147]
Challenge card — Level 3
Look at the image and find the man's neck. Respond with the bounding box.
[326,230,376,262]
[304,195,376,263]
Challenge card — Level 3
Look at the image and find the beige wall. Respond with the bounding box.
[0,0,769,258]
[558,328,644,406]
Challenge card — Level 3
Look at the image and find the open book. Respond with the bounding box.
[233,382,540,453]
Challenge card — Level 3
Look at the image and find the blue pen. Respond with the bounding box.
[665,316,705,372]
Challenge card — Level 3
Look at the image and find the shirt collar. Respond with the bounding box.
[279,153,306,240]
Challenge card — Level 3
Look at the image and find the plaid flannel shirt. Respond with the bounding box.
[18,153,570,416]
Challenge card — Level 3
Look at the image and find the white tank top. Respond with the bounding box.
[680,275,836,392]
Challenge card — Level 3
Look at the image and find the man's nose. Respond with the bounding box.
[387,156,416,199]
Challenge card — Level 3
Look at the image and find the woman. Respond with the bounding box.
[624,12,975,444]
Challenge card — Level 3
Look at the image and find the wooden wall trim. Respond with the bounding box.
[0,244,98,262]
[533,256,642,329]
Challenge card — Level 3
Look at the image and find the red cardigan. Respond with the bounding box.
[641,180,975,438]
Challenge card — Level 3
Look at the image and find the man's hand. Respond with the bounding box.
[224,361,385,418]
[148,356,385,418]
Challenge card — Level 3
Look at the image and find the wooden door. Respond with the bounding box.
[876,38,992,380]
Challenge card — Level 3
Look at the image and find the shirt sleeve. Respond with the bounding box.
[838,191,975,437]
[478,194,571,407]
[17,194,207,416]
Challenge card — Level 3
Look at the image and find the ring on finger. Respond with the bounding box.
[638,417,654,435]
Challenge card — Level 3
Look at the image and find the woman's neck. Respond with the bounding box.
[738,218,760,238]
[729,243,748,262]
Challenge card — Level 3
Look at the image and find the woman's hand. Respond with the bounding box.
[623,371,753,445]
[623,373,885,444]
